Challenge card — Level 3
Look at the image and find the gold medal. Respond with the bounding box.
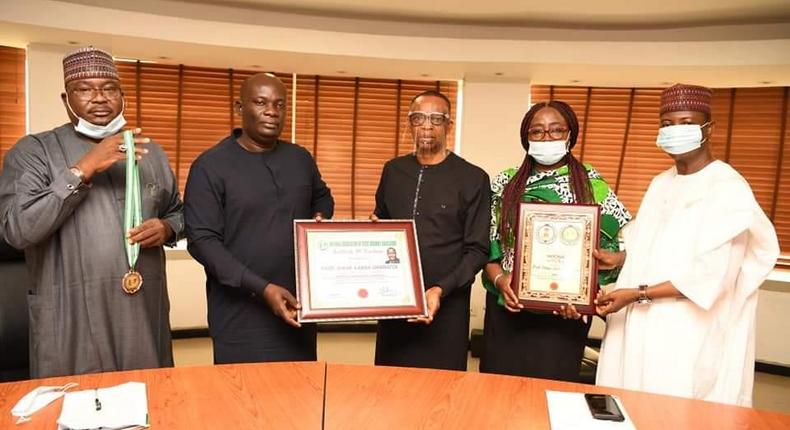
[122,270,143,294]
[121,131,143,296]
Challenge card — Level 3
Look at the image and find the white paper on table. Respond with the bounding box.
[57,381,149,430]
[546,390,636,430]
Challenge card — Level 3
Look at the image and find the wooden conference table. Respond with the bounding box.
[1,362,789,429]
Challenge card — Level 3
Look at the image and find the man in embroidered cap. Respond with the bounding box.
[0,46,183,377]
[590,83,779,406]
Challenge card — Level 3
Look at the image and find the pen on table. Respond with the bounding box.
[94,389,102,411]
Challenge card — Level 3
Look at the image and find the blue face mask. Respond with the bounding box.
[66,98,127,140]
[656,122,710,155]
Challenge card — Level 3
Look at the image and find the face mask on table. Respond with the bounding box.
[11,382,78,423]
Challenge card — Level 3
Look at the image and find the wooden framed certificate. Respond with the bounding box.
[511,202,600,315]
[294,220,428,323]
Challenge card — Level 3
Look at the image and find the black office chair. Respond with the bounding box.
[0,237,30,382]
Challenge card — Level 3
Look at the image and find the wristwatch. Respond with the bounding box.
[69,166,87,183]
[636,284,652,305]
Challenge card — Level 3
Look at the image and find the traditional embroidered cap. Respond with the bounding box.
[660,83,713,116]
[62,46,119,85]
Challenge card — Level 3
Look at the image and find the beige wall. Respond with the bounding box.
[457,79,532,330]
[165,254,208,330]
[758,272,790,366]
[23,43,790,366]
[26,43,72,133]
[757,289,790,365]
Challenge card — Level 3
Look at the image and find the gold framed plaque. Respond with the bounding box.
[294,220,428,323]
[511,202,600,314]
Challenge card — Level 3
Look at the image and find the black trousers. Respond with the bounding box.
[209,290,317,364]
[479,292,590,382]
[375,286,471,371]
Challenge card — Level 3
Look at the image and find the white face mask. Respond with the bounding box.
[11,383,77,423]
[656,123,709,155]
[528,139,569,166]
[66,98,127,140]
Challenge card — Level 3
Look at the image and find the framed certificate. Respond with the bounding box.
[511,203,600,315]
[294,220,428,323]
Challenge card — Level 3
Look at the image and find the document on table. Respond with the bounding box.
[546,390,636,430]
[57,381,149,430]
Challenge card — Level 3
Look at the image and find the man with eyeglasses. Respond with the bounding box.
[372,90,490,371]
[0,47,183,377]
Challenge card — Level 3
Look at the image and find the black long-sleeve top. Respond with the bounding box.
[374,152,491,297]
[184,130,334,300]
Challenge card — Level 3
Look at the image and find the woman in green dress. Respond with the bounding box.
[480,100,631,381]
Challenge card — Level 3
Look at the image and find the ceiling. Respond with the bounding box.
[165,0,790,28]
[2,0,789,86]
[51,0,790,41]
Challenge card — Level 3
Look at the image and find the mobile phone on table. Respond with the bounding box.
[584,393,625,422]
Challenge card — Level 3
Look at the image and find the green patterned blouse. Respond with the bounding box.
[484,164,632,306]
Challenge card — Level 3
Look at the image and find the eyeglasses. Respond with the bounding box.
[527,127,569,140]
[408,111,450,127]
[69,85,122,101]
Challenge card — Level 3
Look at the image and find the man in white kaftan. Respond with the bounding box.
[594,84,779,407]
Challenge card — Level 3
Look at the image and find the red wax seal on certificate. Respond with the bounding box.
[550,282,559,291]
[358,288,368,298]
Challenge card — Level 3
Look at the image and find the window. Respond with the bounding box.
[531,85,790,254]
[117,62,458,218]
[294,76,457,218]
[0,46,26,169]
[116,63,293,190]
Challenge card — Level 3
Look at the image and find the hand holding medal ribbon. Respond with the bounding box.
[122,129,144,294]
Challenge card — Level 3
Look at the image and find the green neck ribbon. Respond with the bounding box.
[123,130,142,271]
